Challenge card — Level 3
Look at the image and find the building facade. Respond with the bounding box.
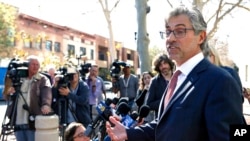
[7,13,138,73]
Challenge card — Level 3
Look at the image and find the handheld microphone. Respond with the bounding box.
[115,102,131,116]
[138,105,150,123]
[84,99,112,137]
[124,111,139,128]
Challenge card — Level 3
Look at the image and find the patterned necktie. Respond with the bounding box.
[164,70,182,108]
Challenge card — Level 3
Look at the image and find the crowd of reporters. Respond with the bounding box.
[2,55,151,141]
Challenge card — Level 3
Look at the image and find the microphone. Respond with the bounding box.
[117,97,129,105]
[112,97,120,105]
[138,105,150,123]
[84,99,112,137]
[115,102,131,116]
[121,111,139,128]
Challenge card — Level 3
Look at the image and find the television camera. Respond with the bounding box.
[109,60,128,90]
[78,63,91,81]
[7,58,29,87]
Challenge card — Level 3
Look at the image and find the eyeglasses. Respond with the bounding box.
[73,132,88,139]
[160,28,194,39]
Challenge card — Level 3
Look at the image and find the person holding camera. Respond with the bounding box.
[112,64,139,111]
[4,55,52,141]
[52,67,91,128]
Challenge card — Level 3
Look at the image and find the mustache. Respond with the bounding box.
[167,43,179,48]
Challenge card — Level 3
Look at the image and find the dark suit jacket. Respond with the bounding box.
[146,74,169,116]
[126,59,245,141]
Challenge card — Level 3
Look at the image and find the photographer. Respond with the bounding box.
[52,67,91,128]
[4,55,52,141]
[112,64,139,111]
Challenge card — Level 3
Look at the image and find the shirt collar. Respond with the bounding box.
[176,52,204,76]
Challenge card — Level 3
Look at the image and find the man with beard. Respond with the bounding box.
[146,53,175,118]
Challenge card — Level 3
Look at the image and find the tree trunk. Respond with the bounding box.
[135,0,150,74]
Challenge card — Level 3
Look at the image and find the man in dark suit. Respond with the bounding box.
[106,6,245,141]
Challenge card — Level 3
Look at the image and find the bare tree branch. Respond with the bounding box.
[166,0,173,8]
[207,0,243,39]
[225,2,250,11]
[110,0,121,13]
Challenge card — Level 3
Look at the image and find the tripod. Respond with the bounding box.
[57,96,78,141]
[0,83,23,141]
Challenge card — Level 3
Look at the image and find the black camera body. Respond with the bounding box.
[110,60,127,79]
[7,58,29,86]
[79,63,91,81]
[56,67,74,88]
[110,60,128,90]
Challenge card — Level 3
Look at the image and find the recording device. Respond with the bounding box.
[122,105,150,128]
[121,111,138,128]
[84,99,113,137]
[110,60,128,90]
[78,63,91,81]
[7,58,29,87]
[84,98,132,138]
[56,67,75,88]
[110,60,127,79]
[138,105,150,123]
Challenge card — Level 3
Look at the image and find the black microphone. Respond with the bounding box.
[112,97,120,105]
[117,97,129,105]
[115,102,131,116]
[138,105,150,123]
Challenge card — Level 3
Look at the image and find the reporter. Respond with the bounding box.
[64,122,90,141]
[52,67,91,127]
[4,55,52,141]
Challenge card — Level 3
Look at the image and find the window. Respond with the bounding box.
[80,47,86,55]
[33,38,42,49]
[45,40,52,51]
[54,42,61,52]
[68,44,75,57]
[98,51,105,60]
[90,49,94,60]
[127,53,132,60]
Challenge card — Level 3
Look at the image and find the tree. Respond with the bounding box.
[135,0,151,74]
[0,2,18,58]
[98,0,121,63]
[191,0,250,40]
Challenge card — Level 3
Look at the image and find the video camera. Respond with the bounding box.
[56,67,75,88]
[78,63,91,81]
[7,58,29,87]
[110,60,127,79]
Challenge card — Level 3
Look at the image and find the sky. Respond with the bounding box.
[1,0,250,66]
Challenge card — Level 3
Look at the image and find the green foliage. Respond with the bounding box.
[149,45,166,65]
[0,2,18,48]
[99,68,110,81]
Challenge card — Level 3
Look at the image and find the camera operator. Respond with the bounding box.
[53,67,91,128]
[112,64,139,111]
[4,55,52,141]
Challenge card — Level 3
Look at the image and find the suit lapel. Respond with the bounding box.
[158,59,210,120]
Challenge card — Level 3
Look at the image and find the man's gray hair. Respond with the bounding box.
[165,6,208,51]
